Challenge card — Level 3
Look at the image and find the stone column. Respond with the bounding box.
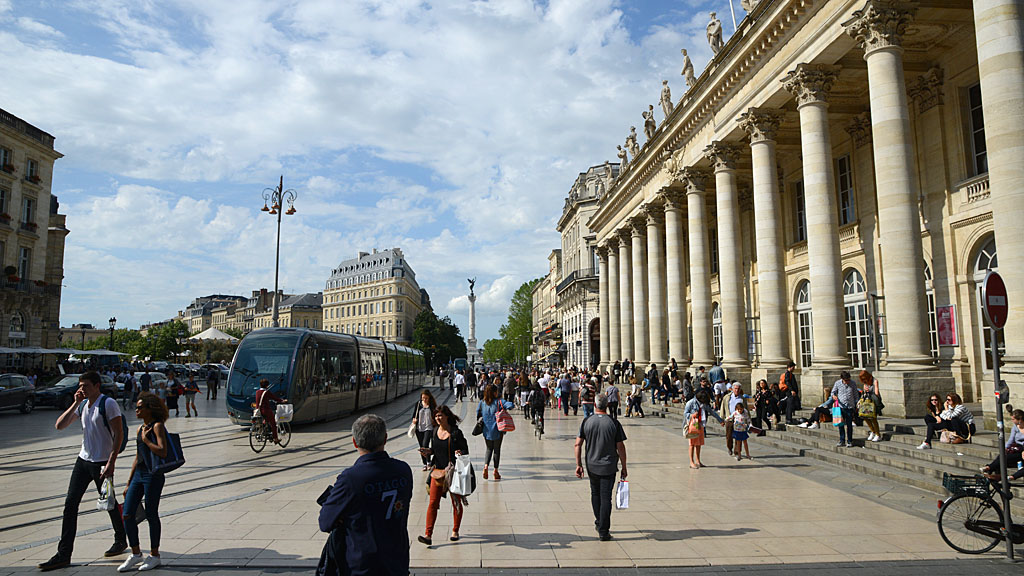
[607,242,620,364]
[783,63,848,367]
[662,190,689,365]
[683,167,715,366]
[645,204,667,365]
[704,142,749,369]
[631,216,650,366]
[618,231,635,363]
[597,246,611,369]
[844,1,932,367]
[975,0,1024,375]
[739,108,790,368]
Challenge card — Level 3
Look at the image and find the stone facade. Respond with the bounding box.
[0,108,66,368]
[185,295,247,335]
[253,292,322,330]
[589,0,1024,420]
[321,248,425,344]
[556,163,618,369]
[531,250,561,365]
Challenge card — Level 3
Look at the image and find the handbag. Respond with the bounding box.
[144,429,185,474]
[96,477,116,511]
[685,408,703,439]
[406,422,416,439]
[831,401,844,427]
[471,418,484,436]
[857,396,876,419]
[496,405,515,432]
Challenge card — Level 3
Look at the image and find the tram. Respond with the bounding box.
[225,327,427,426]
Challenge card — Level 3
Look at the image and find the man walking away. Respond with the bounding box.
[575,393,627,541]
[139,369,151,393]
[318,414,412,576]
[604,383,620,420]
[558,373,572,416]
[39,371,127,571]
[207,366,219,401]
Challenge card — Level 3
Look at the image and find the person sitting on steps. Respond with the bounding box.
[918,392,974,449]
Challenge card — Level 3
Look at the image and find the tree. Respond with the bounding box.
[484,278,540,366]
[412,309,467,369]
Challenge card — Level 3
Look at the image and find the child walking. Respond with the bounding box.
[732,401,752,461]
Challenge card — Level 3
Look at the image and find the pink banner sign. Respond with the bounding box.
[936,305,958,347]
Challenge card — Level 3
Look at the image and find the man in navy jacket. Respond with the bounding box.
[318,414,413,576]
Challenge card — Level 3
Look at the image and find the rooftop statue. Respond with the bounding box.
[660,80,674,118]
[626,126,640,158]
[603,160,613,182]
[617,145,629,169]
[741,0,762,11]
[707,12,724,55]
[681,49,696,88]
[643,105,656,140]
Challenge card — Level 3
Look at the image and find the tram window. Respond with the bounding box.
[340,350,356,391]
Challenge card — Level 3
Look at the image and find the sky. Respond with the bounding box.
[0,0,749,343]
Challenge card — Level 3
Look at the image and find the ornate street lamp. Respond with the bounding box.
[108,317,116,350]
[177,328,185,364]
[261,176,297,328]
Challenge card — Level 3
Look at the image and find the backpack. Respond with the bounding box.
[778,372,788,392]
[80,394,129,454]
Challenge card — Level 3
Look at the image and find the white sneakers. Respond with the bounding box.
[808,421,819,429]
[138,556,161,571]
[867,433,881,442]
[917,442,931,449]
[118,554,160,572]
[798,422,810,428]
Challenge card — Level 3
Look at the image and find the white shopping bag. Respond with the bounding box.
[276,403,294,423]
[448,454,476,496]
[615,480,629,510]
[96,477,116,511]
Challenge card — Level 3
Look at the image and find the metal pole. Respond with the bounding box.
[727,0,738,31]
[869,294,881,373]
[271,175,282,328]
[991,325,1014,560]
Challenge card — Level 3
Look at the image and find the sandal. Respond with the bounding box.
[493,470,501,480]
[482,467,488,480]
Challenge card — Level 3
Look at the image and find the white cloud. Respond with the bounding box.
[16,17,65,38]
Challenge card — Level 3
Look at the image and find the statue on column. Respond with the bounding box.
[467,277,475,298]
[626,126,640,158]
[681,49,696,88]
[617,145,629,169]
[707,12,724,55]
[660,80,674,118]
[643,105,656,140]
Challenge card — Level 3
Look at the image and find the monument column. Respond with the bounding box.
[844,1,932,367]
[704,142,749,369]
[739,108,790,368]
[974,0,1024,377]
[631,216,650,366]
[662,189,689,365]
[683,168,715,366]
[597,246,611,370]
[607,242,621,364]
[645,205,667,365]
[618,231,635,362]
[783,63,848,367]
[466,279,479,364]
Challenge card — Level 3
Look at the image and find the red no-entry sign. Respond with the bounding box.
[982,270,1009,329]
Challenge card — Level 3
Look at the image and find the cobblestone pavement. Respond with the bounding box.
[0,388,1018,573]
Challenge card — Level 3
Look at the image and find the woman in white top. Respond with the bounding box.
[411,390,437,470]
[919,392,973,449]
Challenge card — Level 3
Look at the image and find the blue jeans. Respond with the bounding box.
[122,469,165,550]
[836,408,854,444]
[582,404,594,418]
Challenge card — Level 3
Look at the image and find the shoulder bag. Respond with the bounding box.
[143,427,186,474]
[685,407,703,439]
[496,404,515,432]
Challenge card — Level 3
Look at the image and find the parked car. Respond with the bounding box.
[35,374,119,409]
[168,364,189,377]
[0,373,35,414]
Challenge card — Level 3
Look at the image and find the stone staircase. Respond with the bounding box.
[647,400,1022,497]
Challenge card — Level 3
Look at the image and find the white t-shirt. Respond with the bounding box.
[78,396,122,463]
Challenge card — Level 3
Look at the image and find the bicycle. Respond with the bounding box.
[249,403,292,453]
[937,472,1024,554]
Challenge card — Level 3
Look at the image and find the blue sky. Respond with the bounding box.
[0,0,744,341]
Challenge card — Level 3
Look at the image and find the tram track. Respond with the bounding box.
[0,386,451,534]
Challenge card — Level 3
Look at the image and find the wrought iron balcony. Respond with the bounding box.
[556,267,598,294]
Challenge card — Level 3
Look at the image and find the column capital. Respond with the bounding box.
[643,202,665,226]
[782,63,841,107]
[629,214,648,236]
[908,66,944,113]
[659,188,686,211]
[680,166,710,195]
[596,244,610,259]
[703,141,743,172]
[842,0,916,56]
[738,107,784,143]
[616,228,632,245]
[845,111,872,148]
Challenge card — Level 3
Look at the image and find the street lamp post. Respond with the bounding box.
[261,176,297,328]
[108,317,116,350]
[177,328,185,364]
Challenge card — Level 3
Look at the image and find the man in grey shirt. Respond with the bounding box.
[575,393,627,541]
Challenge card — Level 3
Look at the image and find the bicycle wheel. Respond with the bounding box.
[277,422,291,448]
[249,422,267,453]
[938,493,1002,554]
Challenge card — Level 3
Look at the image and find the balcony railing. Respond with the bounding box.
[556,267,598,294]
[956,173,990,204]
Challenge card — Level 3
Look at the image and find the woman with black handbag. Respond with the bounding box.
[411,391,437,471]
[418,405,468,546]
[118,392,168,572]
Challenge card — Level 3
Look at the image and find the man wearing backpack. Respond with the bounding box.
[40,371,127,571]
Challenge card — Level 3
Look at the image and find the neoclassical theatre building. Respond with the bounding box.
[589,0,1023,420]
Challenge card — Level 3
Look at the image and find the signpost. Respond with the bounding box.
[981,270,1013,560]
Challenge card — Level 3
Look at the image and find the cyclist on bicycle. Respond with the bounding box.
[255,379,285,444]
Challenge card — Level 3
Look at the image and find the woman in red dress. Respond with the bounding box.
[254,379,284,443]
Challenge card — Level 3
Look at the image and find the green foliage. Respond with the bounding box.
[412,309,467,369]
[483,278,540,365]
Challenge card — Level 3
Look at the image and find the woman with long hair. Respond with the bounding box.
[858,370,883,442]
[419,405,468,546]
[411,390,438,470]
[478,384,514,480]
[118,392,170,572]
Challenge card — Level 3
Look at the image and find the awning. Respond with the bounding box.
[189,327,239,343]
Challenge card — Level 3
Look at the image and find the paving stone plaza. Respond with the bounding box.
[1,387,1020,575]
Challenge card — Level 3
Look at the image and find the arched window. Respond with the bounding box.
[974,237,1003,370]
[712,303,723,362]
[843,270,872,368]
[796,281,813,368]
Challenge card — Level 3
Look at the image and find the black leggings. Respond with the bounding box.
[484,435,504,469]
[925,414,967,444]
[416,429,432,465]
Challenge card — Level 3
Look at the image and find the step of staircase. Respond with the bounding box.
[647,403,1021,497]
